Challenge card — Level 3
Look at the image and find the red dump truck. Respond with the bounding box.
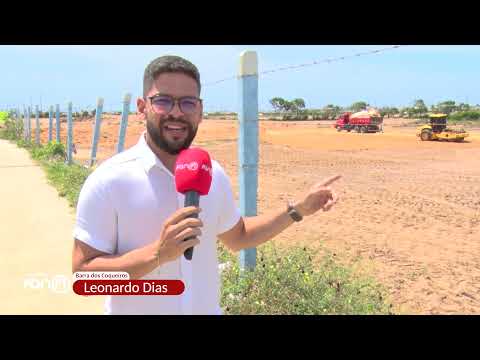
[334,110,383,133]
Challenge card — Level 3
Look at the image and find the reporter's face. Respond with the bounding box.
[138,72,202,155]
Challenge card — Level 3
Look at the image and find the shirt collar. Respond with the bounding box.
[137,131,174,177]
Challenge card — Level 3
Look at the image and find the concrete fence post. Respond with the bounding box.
[48,106,53,142]
[66,102,73,164]
[23,107,27,141]
[27,106,31,142]
[238,50,259,271]
[16,108,21,137]
[35,105,40,145]
[90,97,104,167]
[55,104,60,143]
[116,93,131,153]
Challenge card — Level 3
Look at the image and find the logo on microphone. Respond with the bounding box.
[176,161,212,176]
[176,161,198,172]
[201,164,213,176]
[188,162,198,171]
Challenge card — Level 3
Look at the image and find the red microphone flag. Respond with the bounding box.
[174,148,213,195]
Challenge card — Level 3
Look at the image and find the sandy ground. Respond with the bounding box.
[24,116,480,314]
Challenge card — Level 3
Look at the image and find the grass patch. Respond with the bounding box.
[28,142,91,207]
[218,242,393,315]
[1,119,92,208]
[0,116,23,139]
[0,111,8,125]
[42,160,92,207]
[449,111,480,122]
[447,119,480,126]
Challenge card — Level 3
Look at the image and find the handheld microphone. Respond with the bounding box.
[174,147,213,260]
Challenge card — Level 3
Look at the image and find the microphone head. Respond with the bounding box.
[174,147,213,195]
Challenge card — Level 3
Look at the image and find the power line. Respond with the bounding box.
[202,45,405,87]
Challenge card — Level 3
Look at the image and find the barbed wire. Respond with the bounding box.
[202,45,405,87]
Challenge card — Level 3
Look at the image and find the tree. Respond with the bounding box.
[286,101,294,113]
[270,97,309,119]
[269,97,286,112]
[457,103,471,112]
[436,100,457,114]
[350,101,369,113]
[379,107,399,118]
[412,99,428,116]
[282,100,297,112]
[292,98,305,115]
[292,98,305,109]
[323,104,342,119]
[398,106,413,118]
[413,99,428,113]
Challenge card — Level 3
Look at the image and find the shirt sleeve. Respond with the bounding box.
[215,165,241,235]
[73,169,118,254]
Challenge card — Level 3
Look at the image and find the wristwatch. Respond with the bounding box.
[287,201,303,222]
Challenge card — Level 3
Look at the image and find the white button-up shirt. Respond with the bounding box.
[73,132,241,315]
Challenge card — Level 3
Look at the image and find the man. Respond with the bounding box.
[72,55,341,315]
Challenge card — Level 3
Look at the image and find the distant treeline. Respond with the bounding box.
[207,98,480,122]
[9,98,480,122]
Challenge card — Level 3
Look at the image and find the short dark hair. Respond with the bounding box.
[143,55,201,97]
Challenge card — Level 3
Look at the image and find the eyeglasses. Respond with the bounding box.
[148,94,202,115]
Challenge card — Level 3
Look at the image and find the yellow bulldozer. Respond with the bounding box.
[417,113,469,142]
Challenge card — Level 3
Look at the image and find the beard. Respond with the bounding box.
[146,114,198,155]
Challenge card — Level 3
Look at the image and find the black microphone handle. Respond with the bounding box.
[183,191,200,260]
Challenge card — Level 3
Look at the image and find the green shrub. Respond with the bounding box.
[0,111,9,125]
[13,140,89,206]
[0,117,23,140]
[16,138,31,149]
[449,111,480,122]
[31,141,66,162]
[1,127,89,208]
[44,161,91,207]
[219,243,392,315]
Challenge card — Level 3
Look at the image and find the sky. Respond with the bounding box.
[1,45,479,113]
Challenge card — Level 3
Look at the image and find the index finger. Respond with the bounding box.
[165,206,201,227]
[322,175,342,187]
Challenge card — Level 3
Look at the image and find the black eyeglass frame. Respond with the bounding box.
[147,93,203,114]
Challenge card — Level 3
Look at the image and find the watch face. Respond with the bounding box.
[288,208,302,222]
[287,202,302,221]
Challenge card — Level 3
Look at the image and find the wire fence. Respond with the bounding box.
[3,45,406,168]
